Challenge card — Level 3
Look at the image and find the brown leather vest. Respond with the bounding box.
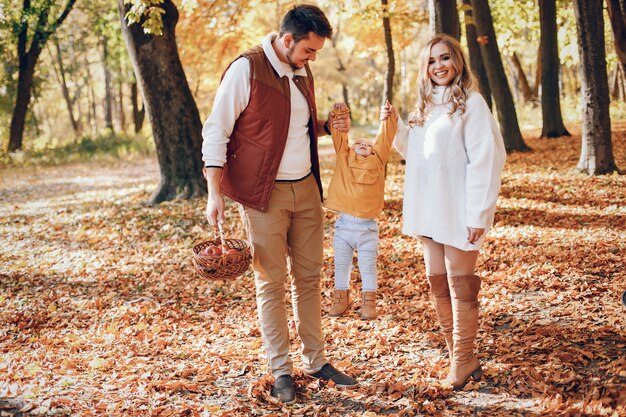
[219,44,323,212]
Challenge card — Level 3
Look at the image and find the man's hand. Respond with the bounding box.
[206,193,225,227]
[203,167,225,226]
[329,102,351,132]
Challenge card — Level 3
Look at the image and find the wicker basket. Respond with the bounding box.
[192,236,252,280]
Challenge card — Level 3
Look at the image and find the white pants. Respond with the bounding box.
[333,213,379,292]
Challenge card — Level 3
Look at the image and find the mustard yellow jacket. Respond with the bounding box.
[325,116,397,219]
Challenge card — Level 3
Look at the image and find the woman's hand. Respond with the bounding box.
[380,100,397,122]
[467,227,484,244]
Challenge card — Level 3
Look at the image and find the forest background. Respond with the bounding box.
[1,0,626,157]
[0,0,625,416]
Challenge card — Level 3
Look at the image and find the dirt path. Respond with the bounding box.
[1,131,625,416]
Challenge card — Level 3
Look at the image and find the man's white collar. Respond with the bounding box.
[263,33,308,78]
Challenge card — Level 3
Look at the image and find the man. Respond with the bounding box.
[202,4,357,404]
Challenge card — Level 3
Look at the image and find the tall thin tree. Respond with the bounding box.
[539,0,570,138]
[381,0,395,104]
[606,0,626,99]
[118,0,206,203]
[130,80,145,133]
[507,51,533,103]
[606,0,626,74]
[429,0,460,39]
[50,36,81,137]
[7,0,77,152]
[101,36,115,132]
[470,0,529,152]
[462,0,491,109]
[573,0,618,174]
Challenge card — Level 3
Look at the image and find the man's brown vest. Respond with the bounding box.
[220,45,323,212]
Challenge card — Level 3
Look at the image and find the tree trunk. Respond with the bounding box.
[610,65,618,99]
[606,0,626,98]
[507,51,533,103]
[574,0,618,174]
[101,36,114,132]
[31,95,42,138]
[606,0,626,64]
[463,0,491,109]
[539,0,570,138]
[52,37,81,137]
[381,0,395,104]
[429,0,460,39]
[118,0,206,203]
[86,62,98,136]
[615,64,626,100]
[608,64,626,100]
[69,32,85,136]
[131,81,145,133]
[533,45,542,97]
[470,0,529,152]
[7,0,76,152]
[118,81,126,132]
[341,83,350,113]
[8,49,39,152]
[619,65,626,100]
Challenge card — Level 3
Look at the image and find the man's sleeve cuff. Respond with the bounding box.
[323,120,331,135]
[205,165,224,169]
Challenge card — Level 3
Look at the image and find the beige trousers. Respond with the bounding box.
[239,174,327,377]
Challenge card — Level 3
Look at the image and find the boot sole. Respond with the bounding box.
[334,382,359,388]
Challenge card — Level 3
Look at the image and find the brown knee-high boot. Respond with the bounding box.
[446,274,483,390]
[427,274,453,362]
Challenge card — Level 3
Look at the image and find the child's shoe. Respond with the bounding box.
[361,292,377,319]
[329,289,352,316]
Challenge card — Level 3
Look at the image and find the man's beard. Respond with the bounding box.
[286,45,304,70]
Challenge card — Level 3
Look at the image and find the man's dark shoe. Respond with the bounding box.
[270,375,296,404]
[311,363,358,387]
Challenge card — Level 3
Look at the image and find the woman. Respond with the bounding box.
[381,34,506,390]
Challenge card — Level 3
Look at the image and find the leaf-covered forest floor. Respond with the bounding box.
[1,124,625,417]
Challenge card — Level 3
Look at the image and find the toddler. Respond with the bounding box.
[325,101,397,319]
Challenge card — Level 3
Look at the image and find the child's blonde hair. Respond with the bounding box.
[409,34,478,127]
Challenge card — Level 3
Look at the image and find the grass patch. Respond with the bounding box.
[0,131,155,168]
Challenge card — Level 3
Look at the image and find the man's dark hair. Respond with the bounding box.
[279,4,333,42]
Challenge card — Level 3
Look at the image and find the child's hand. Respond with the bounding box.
[330,102,350,132]
[333,102,349,114]
[380,100,397,122]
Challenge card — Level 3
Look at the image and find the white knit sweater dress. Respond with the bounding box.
[394,86,506,251]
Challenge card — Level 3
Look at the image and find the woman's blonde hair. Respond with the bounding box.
[409,34,478,127]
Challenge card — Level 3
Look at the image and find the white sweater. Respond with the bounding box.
[394,86,506,250]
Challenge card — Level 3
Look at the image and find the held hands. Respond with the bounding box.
[380,100,398,122]
[467,227,484,244]
[328,102,351,133]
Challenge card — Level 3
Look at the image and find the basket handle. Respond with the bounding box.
[215,222,227,255]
